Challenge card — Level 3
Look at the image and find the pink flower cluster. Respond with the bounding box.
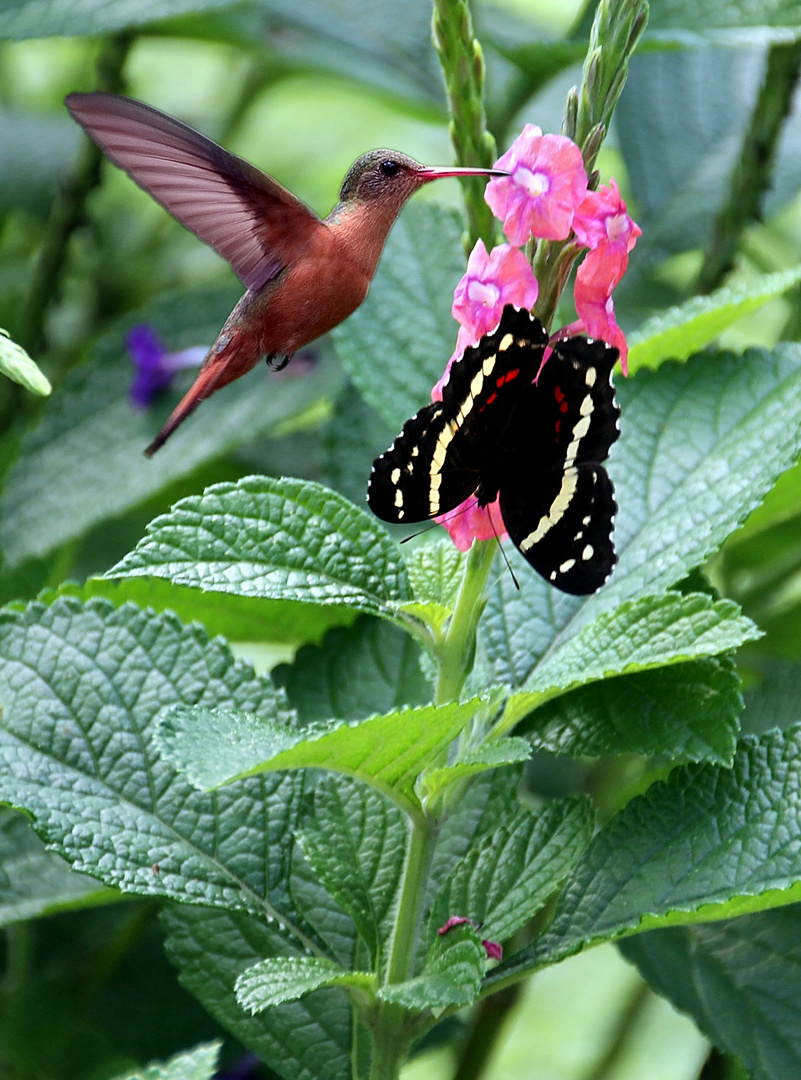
[436,124,640,552]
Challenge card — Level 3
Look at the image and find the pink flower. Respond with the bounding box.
[435,496,508,549]
[433,242,538,402]
[562,292,629,375]
[485,124,588,245]
[452,241,538,341]
[572,179,641,296]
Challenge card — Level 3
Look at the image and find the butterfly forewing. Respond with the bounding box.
[367,306,548,524]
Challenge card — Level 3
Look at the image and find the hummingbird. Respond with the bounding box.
[65,92,507,456]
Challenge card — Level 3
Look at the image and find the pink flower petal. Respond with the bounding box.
[437,916,472,936]
[452,240,538,343]
[435,496,507,550]
[485,125,588,245]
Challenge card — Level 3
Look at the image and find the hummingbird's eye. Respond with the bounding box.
[380,160,401,177]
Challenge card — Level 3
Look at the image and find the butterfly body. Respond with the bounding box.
[65,91,505,454]
[368,305,621,595]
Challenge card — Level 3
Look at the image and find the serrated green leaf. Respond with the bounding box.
[0,597,314,921]
[627,266,801,374]
[491,726,801,986]
[419,738,531,803]
[0,286,343,568]
[742,659,801,735]
[236,956,373,1013]
[272,615,430,723]
[430,798,594,946]
[157,698,486,816]
[0,808,119,926]
[621,906,801,1080]
[60,576,357,647]
[404,538,467,608]
[521,655,742,764]
[500,592,758,732]
[296,777,407,964]
[482,346,801,700]
[113,1042,221,1080]
[0,329,50,395]
[105,476,410,618]
[379,923,485,1010]
[333,202,466,432]
[162,905,353,1080]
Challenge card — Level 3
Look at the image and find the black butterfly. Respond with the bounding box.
[367,304,620,595]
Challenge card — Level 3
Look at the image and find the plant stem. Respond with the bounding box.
[450,982,522,1080]
[431,0,498,250]
[435,540,496,705]
[370,815,439,1079]
[21,32,133,356]
[697,39,801,294]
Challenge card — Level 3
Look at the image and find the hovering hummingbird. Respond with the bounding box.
[65,92,507,456]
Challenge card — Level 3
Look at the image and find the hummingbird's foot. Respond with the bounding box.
[268,353,293,371]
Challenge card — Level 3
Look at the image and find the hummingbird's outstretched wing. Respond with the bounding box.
[65,91,325,291]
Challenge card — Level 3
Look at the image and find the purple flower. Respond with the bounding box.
[127,324,206,408]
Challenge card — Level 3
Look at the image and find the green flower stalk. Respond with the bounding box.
[432,0,499,249]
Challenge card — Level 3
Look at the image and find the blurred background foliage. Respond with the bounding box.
[3,0,801,1077]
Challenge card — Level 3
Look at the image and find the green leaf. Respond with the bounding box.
[521,655,743,764]
[106,476,410,619]
[404,537,467,608]
[0,0,239,38]
[112,1042,221,1080]
[0,286,343,568]
[0,107,80,216]
[163,905,354,1080]
[482,345,801,698]
[621,907,801,1080]
[500,592,758,730]
[742,659,801,735]
[419,738,532,803]
[332,202,466,432]
[0,329,50,395]
[272,615,430,723]
[379,923,485,1010]
[322,384,396,507]
[60,576,357,648]
[645,0,801,42]
[430,798,594,945]
[491,726,801,986]
[157,698,486,816]
[627,266,801,374]
[0,597,312,919]
[236,956,373,1013]
[296,777,406,963]
[0,808,119,926]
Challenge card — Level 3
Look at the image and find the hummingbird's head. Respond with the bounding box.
[338,150,508,212]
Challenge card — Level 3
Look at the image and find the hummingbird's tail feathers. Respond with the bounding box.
[143,362,227,457]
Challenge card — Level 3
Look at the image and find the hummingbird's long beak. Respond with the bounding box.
[418,166,510,181]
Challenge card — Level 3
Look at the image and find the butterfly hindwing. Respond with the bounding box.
[499,333,620,593]
[501,463,617,594]
[367,306,548,523]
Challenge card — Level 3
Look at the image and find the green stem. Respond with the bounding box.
[21,32,133,356]
[450,982,523,1080]
[431,0,498,250]
[370,815,439,1079]
[435,540,496,705]
[697,39,801,294]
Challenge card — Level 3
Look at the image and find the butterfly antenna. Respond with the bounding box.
[486,509,519,590]
[400,522,441,544]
